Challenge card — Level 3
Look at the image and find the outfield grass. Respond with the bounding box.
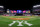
[0,15,40,27]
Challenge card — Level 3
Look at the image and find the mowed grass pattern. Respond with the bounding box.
[0,15,40,27]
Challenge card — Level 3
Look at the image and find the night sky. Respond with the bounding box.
[0,0,40,10]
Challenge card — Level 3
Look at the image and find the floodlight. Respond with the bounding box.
[33,5,40,8]
[0,6,4,8]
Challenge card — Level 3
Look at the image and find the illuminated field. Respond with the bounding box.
[0,15,40,27]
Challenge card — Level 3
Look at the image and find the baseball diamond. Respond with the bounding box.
[0,15,40,27]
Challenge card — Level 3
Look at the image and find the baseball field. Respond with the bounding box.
[0,15,40,27]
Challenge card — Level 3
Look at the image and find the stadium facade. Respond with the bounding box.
[32,5,40,15]
[0,6,4,15]
[0,5,40,16]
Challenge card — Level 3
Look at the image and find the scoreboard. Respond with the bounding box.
[23,10,30,13]
[26,10,30,13]
[17,10,23,14]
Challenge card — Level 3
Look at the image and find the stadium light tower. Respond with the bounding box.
[0,6,4,8]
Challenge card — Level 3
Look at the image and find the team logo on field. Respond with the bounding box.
[8,20,33,26]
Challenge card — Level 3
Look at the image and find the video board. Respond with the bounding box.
[23,10,26,13]
[17,10,23,14]
[13,10,17,13]
[26,10,30,13]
